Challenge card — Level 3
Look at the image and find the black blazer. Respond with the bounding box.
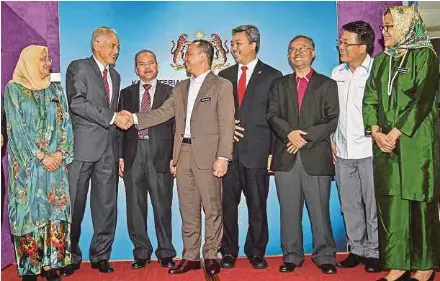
[66,56,121,162]
[118,81,174,172]
[218,60,282,169]
[266,71,339,175]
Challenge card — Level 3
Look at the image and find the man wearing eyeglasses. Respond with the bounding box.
[266,35,339,274]
[330,21,382,273]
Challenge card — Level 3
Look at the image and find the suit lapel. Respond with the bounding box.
[192,71,215,112]
[152,83,164,109]
[109,67,119,109]
[286,74,299,115]
[133,82,140,111]
[181,79,190,116]
[228,64,239,109]
[89,57,106,92]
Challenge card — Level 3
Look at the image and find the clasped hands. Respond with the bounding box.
[114,110,134,130]
[41,151,63,172]
[372,127,402,153]
[286,129,308,154]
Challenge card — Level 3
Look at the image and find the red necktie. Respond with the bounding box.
[237,65,248,106]
[138,84,151,138]
[102,68,110,104]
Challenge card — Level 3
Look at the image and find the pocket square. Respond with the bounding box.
[200,97,211,102]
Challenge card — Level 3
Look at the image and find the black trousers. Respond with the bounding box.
[221,156,269,258]
[123,139,176,260]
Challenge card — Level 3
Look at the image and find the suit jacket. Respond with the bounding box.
[218,60,282,169]
[66,56,121,162]
[137,71,235,170]
[118,81,174,172]
[266,71,339,175]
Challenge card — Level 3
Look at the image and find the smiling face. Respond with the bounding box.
[93,32,120,65]
[38,49,52,79]
[231,31,257,65]
[135,52,158,82]
[382,12,398,48]
[288,37,315,70]
[338,30,366,65]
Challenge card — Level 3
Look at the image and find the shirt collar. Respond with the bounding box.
[295,68,314,82]
[343,54,372,74]
[140,78,157,89]
[191,70,211,83]
[93,56,108,73]
[239,58,258,72]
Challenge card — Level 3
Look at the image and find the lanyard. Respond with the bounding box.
[387,51,408,96]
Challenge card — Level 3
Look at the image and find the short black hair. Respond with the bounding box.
[134,49,157,65]
[192,39,214,66]
[342,21,375,55]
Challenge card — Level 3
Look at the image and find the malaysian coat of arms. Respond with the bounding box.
[170,30,230,71]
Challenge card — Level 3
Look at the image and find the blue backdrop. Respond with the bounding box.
[59,1,346,261]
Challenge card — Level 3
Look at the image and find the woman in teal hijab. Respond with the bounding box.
[363,6,439,281]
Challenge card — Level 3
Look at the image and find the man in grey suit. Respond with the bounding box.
[63,27,129,275]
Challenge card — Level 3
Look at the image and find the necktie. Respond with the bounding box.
[237,65,248,106]
[102,68,110,104]
[138,84,151,138]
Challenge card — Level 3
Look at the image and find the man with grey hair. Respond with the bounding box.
[218,24,282,270]
[63,26,128,275]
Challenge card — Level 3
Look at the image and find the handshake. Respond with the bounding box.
[115,110,134,130]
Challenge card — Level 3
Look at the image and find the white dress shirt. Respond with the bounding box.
[237,58,258,86]
[93,56,115,124]
[139,79,157,109]
[184,70,211,137]
[331,55,374,159]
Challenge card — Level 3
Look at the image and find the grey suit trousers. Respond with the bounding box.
[176,143,222,260]
[335,156,379,258]
[275,153,336,265]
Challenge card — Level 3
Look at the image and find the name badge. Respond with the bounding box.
[200,97,211,102]
[397,67,409,74]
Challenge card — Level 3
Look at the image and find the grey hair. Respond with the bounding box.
[232,24,260,53]
[91,27,118,53]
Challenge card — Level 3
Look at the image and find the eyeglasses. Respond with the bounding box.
[39,57,52,64]
[336,40,364,49]
[379,24,394,32]
[288,46,313,54]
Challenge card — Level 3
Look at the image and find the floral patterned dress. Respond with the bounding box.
[4,82,73,276]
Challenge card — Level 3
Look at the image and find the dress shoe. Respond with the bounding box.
[204,259,221,275]
[377,270,411,281]
[168,259,201,274]
[220,255,236,268]
[159,257,175,268]
[279,262,298,273]
[91,260,114,273]
[249,255,268,269]
[336,253,365,268]
[131,259,151,269]
[319,264,337,274]
[408,271,436,281]
[41,268,61,281]
[22,275,37,281]
[364,257,383,273]
[59,263,80,276]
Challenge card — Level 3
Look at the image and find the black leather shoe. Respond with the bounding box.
[59,263,80,276]
[364,257,383,273]
[159,257,175,268]
[279,262,298,273]
[168,259,201,274]
[91,260,114,273]
[220,255,236,268]
[336,253,365,268]
[22,275,37,281]
[408,271,436,281]
[41,268,61,281]
[131,259,150,269]
[319,264,337,274]
[377,270,411,281]
[249,255,268,269]
[204,259,221,275]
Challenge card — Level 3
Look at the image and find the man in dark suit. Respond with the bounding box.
[64,27,129,275]
[119,40,235,276]
[118,50,176,269]
[266,35,339,274]
[218,25,282,269]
